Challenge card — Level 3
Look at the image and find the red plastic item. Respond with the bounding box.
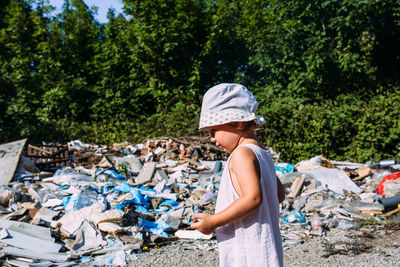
[376,172,400,197]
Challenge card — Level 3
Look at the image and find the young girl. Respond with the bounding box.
[191,83,284,267]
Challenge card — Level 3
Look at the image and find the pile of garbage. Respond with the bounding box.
[0,138,224,266]
[278,156,400,246]
[0,138,399,265]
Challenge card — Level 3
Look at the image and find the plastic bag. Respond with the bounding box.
[337,220,359,230]
[283,210,306,223]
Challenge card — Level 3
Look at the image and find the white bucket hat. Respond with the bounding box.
[199,83,266,129]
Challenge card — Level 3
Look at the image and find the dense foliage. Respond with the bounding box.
[1,0,399,163]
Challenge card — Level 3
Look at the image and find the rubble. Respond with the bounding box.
[0,139,27,184]
[0,138,399,265]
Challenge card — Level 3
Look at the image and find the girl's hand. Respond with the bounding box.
[190,213,216,235]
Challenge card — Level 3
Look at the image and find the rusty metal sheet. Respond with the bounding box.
[0,139,27,184]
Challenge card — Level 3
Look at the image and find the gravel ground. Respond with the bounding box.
[79,226,400,266]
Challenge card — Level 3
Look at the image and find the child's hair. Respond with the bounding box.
[229,120,257,132]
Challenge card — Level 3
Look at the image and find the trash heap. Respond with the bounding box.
[278,156,400,247]
[0,138,225,266]
[0,138,399,265]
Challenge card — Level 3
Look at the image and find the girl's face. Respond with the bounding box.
[206,124,242,153]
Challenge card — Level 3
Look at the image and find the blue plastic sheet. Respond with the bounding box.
[79,256,93,263]
[114,182,150,210]
[139,186,156,197]
[283,210,306,224]
[275,163,295,174]
[102,184,115,194]
[64,189,108,213]
[138,218,171,237]
[59,185,70,190]
[107,237,123,247]
[159,199,179,208]
[135,205,149,213]
[62,196,71,208]
[114,182,132,193]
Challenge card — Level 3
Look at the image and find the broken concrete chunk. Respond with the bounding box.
[116,157,143,174]
[154,168,168,182]
[97,156,115,169]
[135,162,156,184]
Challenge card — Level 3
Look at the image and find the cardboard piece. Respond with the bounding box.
[287,174,305,198]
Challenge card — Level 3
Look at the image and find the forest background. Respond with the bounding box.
[1,0,399,163]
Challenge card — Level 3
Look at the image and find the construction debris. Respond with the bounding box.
[0,138,399,265]
[0,139,27,185]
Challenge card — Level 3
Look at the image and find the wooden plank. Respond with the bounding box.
[25,144,69,168]
[381,207,400,218]
[27,144,53,155]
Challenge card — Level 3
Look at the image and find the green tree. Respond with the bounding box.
[0,0,51,141]
[35,0,102,138]
[238,0,400,162]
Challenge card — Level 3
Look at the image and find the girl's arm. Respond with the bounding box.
[191,146,262,235]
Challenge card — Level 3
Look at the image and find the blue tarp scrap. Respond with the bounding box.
[282,210,306,224]
[113,181,132,193]
[138,218,171,237]
[135,205,149,213]
[115,192,149,210]
[58,185,70,190]
[79,256,93,263]
[103,183,115,194]
[275,163,295,174]
[159,199,179,209]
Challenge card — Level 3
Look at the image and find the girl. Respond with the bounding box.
[191,83,284,267]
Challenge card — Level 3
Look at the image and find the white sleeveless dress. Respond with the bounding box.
[215,144,283,267]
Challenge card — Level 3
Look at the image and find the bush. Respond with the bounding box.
[256,87,400,163]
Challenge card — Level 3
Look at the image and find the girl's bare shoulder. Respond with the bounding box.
[230,145,257,167]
